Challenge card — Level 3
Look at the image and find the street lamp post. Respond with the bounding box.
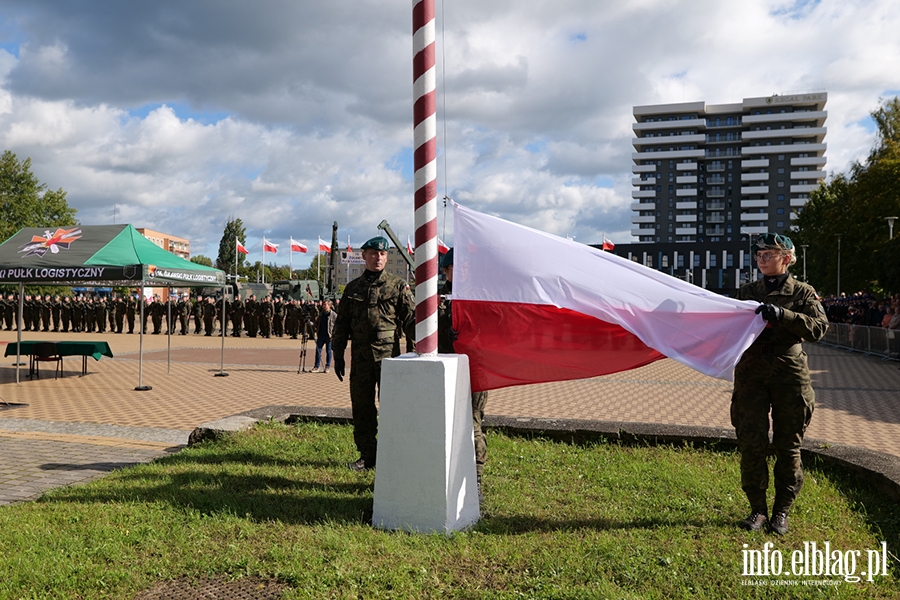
[887,216,898,240]
[800,244,808,282]
[836,234,842,298]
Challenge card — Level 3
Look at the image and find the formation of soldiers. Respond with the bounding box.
[0,292,325,339]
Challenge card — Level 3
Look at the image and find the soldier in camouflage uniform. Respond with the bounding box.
[258,296,273,338]
[332,236,416,471]
[437,248,489,501]
[732,233,828,535]
[245,295,258,337]
[230,296,244,337]
[177,295,191,335]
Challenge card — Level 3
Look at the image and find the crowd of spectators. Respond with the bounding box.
[821,291,900,329]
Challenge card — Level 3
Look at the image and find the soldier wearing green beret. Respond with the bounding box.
[732,233,828,535]
[332,235,416,471]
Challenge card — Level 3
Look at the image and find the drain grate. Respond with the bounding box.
[134,575,288,599]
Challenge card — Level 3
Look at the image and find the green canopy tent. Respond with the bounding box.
[0,225,228,387]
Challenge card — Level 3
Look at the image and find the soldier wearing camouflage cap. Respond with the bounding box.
[732,233,828,535]
[332,235,416,471]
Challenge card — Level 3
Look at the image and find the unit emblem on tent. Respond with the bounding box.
[18,228,83,258]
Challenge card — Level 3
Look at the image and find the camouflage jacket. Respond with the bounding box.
[332,269,415,363]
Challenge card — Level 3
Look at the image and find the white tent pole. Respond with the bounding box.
[15,282,23,384]
[135,283,151,391]
[166,290,172,374]
[215,280,228,378]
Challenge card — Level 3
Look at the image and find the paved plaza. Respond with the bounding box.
[1,327,898,505]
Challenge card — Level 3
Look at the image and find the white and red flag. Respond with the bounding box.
[263,239,278,254]
[601,236,615,251]
[450,203,765,392]
[290,238,308,253]
[318,237,330,253]
[437,238,450,255]
[236,240,249,255]
[407,235,414,256]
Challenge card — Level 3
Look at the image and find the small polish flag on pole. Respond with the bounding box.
[437,238,450,255]
[318,237,330,253]
[347,235,353,253]
[602,236,615,251]
[236,240,249,255]
[291,238,308,253]
[263,239,278,253]
[407,235,414,256]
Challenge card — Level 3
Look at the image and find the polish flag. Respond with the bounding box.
[450,203,765,392]
[290,238,308,253]
[407,235,414,256]
[347,235,353,253]
[437,238,450,254]
[263,239,278,253]
[236,240,249,255]
[602,236,615,251]
[318,237,330,253]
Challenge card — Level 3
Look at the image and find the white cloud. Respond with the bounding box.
[0,0,897,262]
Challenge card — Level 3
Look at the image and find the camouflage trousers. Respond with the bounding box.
[730,376,815,514]
[472,391,488,478]
[349,357,382,463]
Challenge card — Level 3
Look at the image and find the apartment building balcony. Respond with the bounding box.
[631,149,705,161]
[741,172,768,182]
[632,164,656,173]
[706,189,725,198]
[705,133,742,143]
[742,225,769,235]
[631,226,656,236]
[741,142,827,156]
[741,199,769,208]
[675,162,697,171]
[632,118,706,131]
[788,127,827,142]
[633,133,705,147]
[676,175,697,184]
[790,198,809,207]
[676,215,697,223]
[632,215,656,224]
[632,176,656,185]
[705,227,726,236]
[632,189,657,198]
[675,227,697,235]
[631,201,656,211]
[743,110,827,127]
[741,185,769,195]
[790,212,800,220]
[741,158,769,169]
[676,188,697,197]
[706,201,725,210]
[706,163,726,172]
[740,213,769,222]
[791,183,819,193]
[790,156,826,167]
[790,170,826,179]
[706,214,725,224]
[676,201,697,210]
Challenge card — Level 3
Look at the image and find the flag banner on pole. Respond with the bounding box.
[437,238,450,254]
[602,236,615,251]
[263,240,278,253]
[451,202,766,392]
[236,240,249,255]
[407,235,414,256]
[347,235,353,253]
[291,238,308,253]
[318,237,330,253]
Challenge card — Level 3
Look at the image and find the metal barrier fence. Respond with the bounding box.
[821,323,900,361]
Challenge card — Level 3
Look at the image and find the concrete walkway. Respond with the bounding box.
[1,328,898,505]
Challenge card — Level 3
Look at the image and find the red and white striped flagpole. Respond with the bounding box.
[413,0,437,355]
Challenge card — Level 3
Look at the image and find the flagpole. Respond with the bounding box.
[262,237,266,285]
[290,238,294,280]
[317,237,320,282]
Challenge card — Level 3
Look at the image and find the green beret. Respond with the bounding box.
[361,236,389,251]
[440,247,454,269]
[751,233,794,254]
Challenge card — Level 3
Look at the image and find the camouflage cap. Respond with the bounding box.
[440,247,454,269]
[751,233,794,254]
[361,236,389,251]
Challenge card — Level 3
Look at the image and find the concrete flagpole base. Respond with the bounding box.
[372,353,480,533]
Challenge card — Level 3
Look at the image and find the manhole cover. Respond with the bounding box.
[134,575,288,599]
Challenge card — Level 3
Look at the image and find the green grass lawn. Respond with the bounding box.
[0,421,897,599]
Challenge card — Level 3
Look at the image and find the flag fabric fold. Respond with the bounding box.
[263,239,278,253]
[236,240,249,255]
[437,238,450,254]
[407,235,414,257]
[318,237,330,253]
[602,236,615,251]
[291,238,308,253]
[451,203,766,392]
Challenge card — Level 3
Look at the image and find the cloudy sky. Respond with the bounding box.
[1,0,899,267]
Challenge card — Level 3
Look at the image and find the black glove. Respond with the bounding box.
[334,355,345,382]
[755,303,784,323]
[448,328,459,343]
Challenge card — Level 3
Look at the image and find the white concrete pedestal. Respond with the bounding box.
[372,353,480,533]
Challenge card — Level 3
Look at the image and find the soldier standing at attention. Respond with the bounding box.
[177,295,191,335]
[125,294,137,334]
[230,296,244,337]
[332,236,416,471]
[732,233,828,536]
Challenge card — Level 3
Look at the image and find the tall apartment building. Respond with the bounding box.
[614,92,827,293]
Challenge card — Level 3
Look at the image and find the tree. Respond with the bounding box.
[216,218,247,275]
[793,97,900,295]
[191,255,213,267]
[0,150,78,242]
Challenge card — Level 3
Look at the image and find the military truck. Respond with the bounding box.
[199,281,272,302]
[272,279,321,302]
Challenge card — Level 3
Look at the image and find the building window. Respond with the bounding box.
[777,167,785,174]
[661,256,669,268]
[693,255,701,267]
[677,255,684,268]
[777,221,785,228]
[776,208,785,215]
[726,253,734,267]
[777,181,785,188]
[777,194,785,201]
[778,154,785,160]
[710,255,717,267]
